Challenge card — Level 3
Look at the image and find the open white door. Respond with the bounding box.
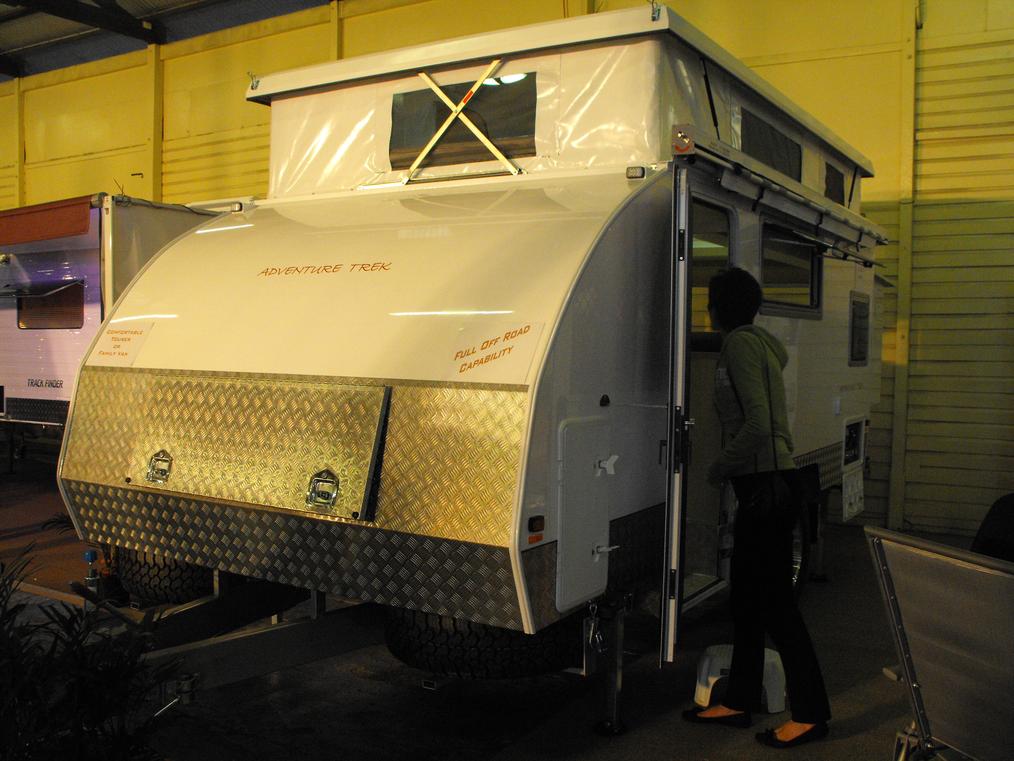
[660,162,692,664]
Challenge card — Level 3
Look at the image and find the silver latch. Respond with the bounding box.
[593,544,620,562]
[146,450,173,483]
[596,454,619,476]
[306,469,339,509]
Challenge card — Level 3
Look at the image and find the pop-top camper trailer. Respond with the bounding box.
[0,194,212,461]
[57,6,886,680]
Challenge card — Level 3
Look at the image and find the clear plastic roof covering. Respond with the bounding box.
[0,0,327,80]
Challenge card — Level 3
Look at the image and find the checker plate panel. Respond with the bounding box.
[64,480,524,629]
[61,367,528,546]
[794,442,844,489]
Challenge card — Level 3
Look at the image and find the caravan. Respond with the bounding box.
[0,194,211,460]
[57,7,886,679]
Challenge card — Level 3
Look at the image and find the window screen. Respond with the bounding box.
[761,227,820,311]
[17,281,84,329]
[390,73,537,170]
[741,109,802,181]
[825,163,845,205]
[848,291,871,366]
[691,201,730,332]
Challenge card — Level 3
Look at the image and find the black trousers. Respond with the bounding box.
[722,472,831,724]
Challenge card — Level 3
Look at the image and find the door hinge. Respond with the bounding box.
[668,568,678,599]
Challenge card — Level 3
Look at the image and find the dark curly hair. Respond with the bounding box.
[708,267,763,331]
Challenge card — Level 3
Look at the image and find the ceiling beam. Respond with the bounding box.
[0,52,23,77]
[10,0,165,44]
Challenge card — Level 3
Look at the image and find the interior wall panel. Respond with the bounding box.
[160,11,333,202]
[0,83,18,209]
[21,54,154,203]
[339,0,565,58]
[24,148,150,204]
[24,66,148,162]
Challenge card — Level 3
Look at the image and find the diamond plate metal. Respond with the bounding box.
[4,397,69,424]
[64,480,524,630]
[377,383,527,546]
[521,541,559,631]
[64,368,385,520]
[794,442,844,489]
[62,367,528,546]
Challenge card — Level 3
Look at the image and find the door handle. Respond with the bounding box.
[593,544,620,562]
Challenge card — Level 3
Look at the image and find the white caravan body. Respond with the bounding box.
[58,8,886,635]
[0,194,211,427]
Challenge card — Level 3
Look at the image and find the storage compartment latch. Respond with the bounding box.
[306,469,340,509]
[146,450,173,484]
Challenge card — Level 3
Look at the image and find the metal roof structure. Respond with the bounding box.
[0,0,327,80]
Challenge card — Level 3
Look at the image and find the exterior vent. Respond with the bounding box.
[741,109,801,181]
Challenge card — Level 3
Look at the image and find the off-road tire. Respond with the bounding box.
[385,608,583,679]
[115,548,213,605]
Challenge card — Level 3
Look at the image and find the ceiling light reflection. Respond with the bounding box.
[110,314,178,323]
[195,223,254,234]
[389,310,514,317]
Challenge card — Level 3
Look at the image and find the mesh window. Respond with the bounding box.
[17,282,84,329]
[390,73,537,170]
[691,201,730,332]
[761,227,820,310]
[849,291,870,366]
[741,109,802,181]
[825,163,845,205]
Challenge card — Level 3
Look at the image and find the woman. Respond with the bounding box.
[682,267,831,749]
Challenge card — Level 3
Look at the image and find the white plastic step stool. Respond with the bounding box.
[693,644,786,713]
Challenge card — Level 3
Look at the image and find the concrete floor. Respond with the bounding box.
[3,461,927,761]
[0,458,90,605]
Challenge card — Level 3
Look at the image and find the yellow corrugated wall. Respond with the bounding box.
[161,7,334,202]
[21,52,157,203]
[2,0,1008,534]
[340,0,571,57]
[0,80,19,209]
[902,1,1014,534]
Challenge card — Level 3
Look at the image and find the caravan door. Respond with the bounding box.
[660,163,692,664]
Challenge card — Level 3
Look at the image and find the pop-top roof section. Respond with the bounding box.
[246,6,875,178]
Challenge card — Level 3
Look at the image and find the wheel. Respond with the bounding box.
[115,548,213,605]
[384,607,583,679]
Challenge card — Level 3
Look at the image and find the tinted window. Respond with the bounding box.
[825,163,845,205]
[17,282,84,329]
[761,227,820,311]
[390,73,537,170]
[691,201,730,332]
[849,291,871,366]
